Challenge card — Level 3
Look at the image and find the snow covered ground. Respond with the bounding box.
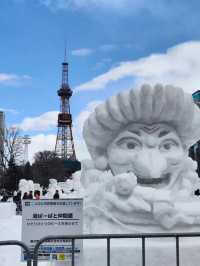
[0,203,47,266]
[0,214,21,266]
[1,202,200,266]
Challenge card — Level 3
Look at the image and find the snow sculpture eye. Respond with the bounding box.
[116,137,141,150]
[159,140,179,152]
[127,142,137,149]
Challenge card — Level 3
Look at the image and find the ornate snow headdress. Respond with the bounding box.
[83,84,200,168]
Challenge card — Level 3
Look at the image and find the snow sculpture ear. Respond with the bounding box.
[94,156,108,171]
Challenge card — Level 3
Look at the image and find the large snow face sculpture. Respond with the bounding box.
[82,84,200,233]
[107,123,185,189]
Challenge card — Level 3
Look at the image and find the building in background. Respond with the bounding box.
[192,90,200,108]
[189,90,200,177]
[0,111,5,167]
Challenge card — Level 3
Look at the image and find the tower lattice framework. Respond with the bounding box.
[55,59,77,160]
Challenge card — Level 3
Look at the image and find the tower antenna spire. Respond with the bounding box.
[61,44,69,85]
[64,44,67,62]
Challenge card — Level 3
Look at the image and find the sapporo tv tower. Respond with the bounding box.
[55,52,81,176]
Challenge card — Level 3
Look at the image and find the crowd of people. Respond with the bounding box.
[0,188,60,214]
[0,176,80,215]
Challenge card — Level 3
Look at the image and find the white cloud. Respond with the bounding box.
[74,138,91,161]
[71,48,93,57]
[29,134,56,162]
[73,100,102,160]
[71,45,117,58]
[75,41,200,94]
[73,100,102,138]
[99,44,117,52]
[18,101,100,134]
[0,73,31,86]
[28,133,91,163]
[0,108,19,115]
[39,0,148,12]
[18,111,58,131]
[93,58,112,71]
[93,58,112,70]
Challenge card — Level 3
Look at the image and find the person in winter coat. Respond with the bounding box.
[53,190,60,199]
[22,192,29,200]
[28,191,33,199]
[1,191,8,202]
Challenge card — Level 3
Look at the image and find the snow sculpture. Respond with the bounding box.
[73,171,82,192]
[46,178,59,198]
[82,84,200,233]
[27,180,34,192]
[33,183,41,193]
[18,179,30,198]
[18,179,41,198]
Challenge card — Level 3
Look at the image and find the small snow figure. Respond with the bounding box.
[98,172,151,215]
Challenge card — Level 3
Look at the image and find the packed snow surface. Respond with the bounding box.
[1,203,200,266]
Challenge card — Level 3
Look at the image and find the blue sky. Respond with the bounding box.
[1,0,200,161]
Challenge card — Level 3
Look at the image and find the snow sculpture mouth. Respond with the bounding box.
[137,173,171,188]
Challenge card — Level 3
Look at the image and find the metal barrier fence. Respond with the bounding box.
[0,240,32,266]
[32,232,200,266]
[1,232,200,266]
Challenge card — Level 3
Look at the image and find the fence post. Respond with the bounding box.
[142,237,145,266]
[72,238,75,266]
[0,240,32,266]
[176,236,180,266]
[107,237,110,266]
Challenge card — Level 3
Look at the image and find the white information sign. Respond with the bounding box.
[21,198,83,264]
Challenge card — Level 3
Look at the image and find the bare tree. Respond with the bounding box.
[0,127,23,170]
[32,150,65,186]
[33,150,57,163]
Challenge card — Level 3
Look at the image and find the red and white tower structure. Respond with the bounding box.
[55,55,81,174]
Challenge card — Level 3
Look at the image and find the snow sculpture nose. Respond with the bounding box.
[135,149,167,179]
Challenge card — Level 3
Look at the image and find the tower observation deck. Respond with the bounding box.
[55,57,81,175]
